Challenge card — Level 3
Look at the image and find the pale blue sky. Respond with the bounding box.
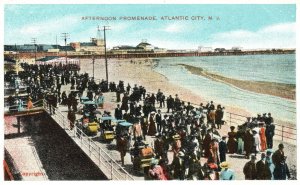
[4,4,296,49]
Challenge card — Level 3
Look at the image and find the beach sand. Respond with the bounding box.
[80,58,294,128]
[180,64,296,100]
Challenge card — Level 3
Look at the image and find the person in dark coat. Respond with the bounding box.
[166,95,174,113]
[256,153,272,180]
[114,104,123,120]
[148,112,157,136]
[116,86,121,102]
[67,110,76,130]
[244,128,254,159]
[121,93,129,112]
[227,126,237,154]
[265,119,275,149]
[243,155,257,180]
[215,105,224,129]
[203,130,212,158]
[171,151,187,180]
[219,136,227,163]
[272,143,291,180]
[155,109,162,133]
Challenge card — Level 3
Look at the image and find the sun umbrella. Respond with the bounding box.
[100,116,116,121]
[83,101,96,105]
[118,121,133,127]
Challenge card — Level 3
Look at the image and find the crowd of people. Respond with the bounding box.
[111,86,291,180]
[4,62,292,180]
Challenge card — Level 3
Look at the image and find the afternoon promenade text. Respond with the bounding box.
[81,16,220,21]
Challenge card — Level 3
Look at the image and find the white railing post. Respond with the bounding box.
[80,130,83,147]
[89,138,91,156]
[282,125,284,141]
[229,113,232,126]
[99,147,102,166]
[111,160,113,180]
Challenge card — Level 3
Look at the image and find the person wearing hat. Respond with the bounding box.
[252,129,261,156]
[215,105,224,129]
[132,118,143,141]
[147,111,157,136]
[244,128,254,159]
[219,136,227,163]
[236,125,245,155]
[114,104,123,120]
[154,134,164,159]
[203,130,212,158]
[172,134,182,158]
[272,143,291,180]
[207,138,220,165]
[256,153,272,179]
[265,116,275,149]
[155,109,162,133]
[116,133,128,166]
[220,161,235,180]
[27,96,33,109]
[67,109,76,130]
[171,151,186,180]
[96,92,104,109]
[266,149,275,180]
[243,155,257,180]
[166,95,174,113]
[148,158,167,180]
[227,126,237,154]
[259,122,267,152]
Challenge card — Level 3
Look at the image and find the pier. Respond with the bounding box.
[4,49,296,60]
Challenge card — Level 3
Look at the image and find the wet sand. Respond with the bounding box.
[180,64,296,100]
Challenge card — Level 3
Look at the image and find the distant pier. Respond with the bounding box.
[5,49,295,59]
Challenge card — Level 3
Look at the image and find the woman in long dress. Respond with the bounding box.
[147,112,157,136]
[252,130,261,155]
[236,126,245,155]
[227,126,237,154]
[259,123,267,152]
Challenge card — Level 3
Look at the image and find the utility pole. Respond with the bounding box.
[92,54,95,79]
[100,26,110,84]
[61,33,70,65]
[31,38,37,62]
[56,35,58,56]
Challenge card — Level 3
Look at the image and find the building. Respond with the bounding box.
[154,47,167,53]
[111,45,138,54]
[214,48,226,52]
[136,41,154,51]
[70,38,105,55]
[111,40,160,54]
[231,46,243,52]
[198,46,213,53]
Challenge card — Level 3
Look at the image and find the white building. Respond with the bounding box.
[198,46,213,53]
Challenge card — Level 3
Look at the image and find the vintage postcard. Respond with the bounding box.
[2,0,298,182]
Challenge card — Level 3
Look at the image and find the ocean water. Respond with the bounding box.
[153,54,296,124]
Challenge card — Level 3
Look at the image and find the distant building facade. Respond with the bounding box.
[70,38,105,54]
[111,41,165,54]
[198,46,213,53]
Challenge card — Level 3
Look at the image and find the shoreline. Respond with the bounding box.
[179,64,295,101]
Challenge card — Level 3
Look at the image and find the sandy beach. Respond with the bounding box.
[79,57,294,128]
[180,64,296,100]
